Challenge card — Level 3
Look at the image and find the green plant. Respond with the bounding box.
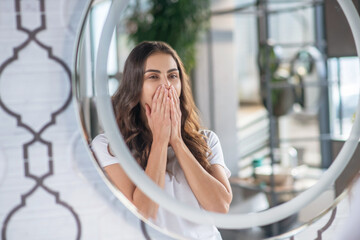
[126,0,210,72]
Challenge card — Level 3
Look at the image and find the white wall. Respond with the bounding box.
[194,0,238,174]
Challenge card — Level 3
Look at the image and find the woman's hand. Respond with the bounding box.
[169,85,182,146]
[145,85,171,145]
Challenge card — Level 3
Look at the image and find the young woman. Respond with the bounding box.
[92,41,232,239]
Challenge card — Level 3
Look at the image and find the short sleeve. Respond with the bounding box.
[202,130,231,178]
[91,134,120,168]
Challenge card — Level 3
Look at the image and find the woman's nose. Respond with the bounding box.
[161,75,171,88]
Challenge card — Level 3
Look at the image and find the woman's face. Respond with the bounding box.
[140,53,182,109]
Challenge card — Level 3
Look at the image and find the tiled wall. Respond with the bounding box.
[0,0,352,240]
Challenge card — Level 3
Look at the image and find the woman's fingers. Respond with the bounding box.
[152,85,162,112]
[170,87,181,118]
[150,85,171,122]
[165,97,170,119]
[170,97,175,123]
[170,97,179,124]
[170,86,180,109]
[161,89,168,114]
[145,103,151,119]
[155,85,165,113]
[168,87,182,143]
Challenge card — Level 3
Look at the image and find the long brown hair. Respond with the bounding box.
[111,41,212,173]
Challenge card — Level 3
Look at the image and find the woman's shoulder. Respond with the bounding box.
[199,129,220,145]
[91,133,112,157]
[199,129,230,177]
[92,133,107,142]
[199,129,216,137]
[91,133,119,167]
[91,133,108,147]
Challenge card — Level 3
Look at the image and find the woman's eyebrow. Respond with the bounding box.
[145,69,160,73]
[167,68,179,73]
[144,68,178,73]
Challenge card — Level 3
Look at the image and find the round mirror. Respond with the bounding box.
[73,0,360,239]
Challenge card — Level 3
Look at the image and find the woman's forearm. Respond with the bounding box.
[172,140,232,213]
[132,141,168,219]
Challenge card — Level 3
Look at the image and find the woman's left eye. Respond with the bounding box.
[169,74,178,79]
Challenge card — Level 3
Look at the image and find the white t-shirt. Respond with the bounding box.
[91,130,231,240]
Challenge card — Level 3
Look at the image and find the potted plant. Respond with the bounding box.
[126,0,210,73]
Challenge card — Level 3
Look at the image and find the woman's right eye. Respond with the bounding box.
[148,75,158,80]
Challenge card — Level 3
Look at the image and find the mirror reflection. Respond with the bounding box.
[74,0,360,239]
